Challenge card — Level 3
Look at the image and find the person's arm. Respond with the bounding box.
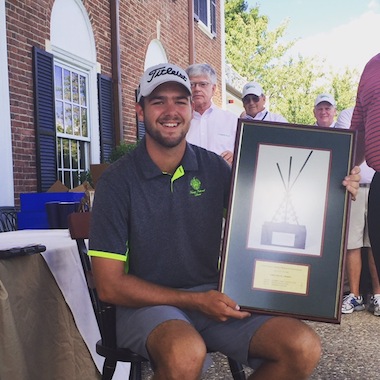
[91,256,250,322]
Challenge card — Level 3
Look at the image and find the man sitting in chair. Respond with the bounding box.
[89,63,360,379]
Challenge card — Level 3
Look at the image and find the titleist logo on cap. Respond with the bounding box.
[146,65,188,84]
[137,63,191,101]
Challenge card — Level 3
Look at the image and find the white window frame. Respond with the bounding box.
[54,59,92,188]
[194,0,216,38]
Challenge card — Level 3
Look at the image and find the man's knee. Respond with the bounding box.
[288,325,321,372]
[147,320,207,378]
[249,317,321,377]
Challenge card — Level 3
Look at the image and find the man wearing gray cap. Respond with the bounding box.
[313,93,337,128]
[88,63,361,380]
[241,81,287,122]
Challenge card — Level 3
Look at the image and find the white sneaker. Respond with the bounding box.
[368,294,380,316]
[341,293,365,314]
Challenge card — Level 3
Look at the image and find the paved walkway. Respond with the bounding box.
[141,309,380,379]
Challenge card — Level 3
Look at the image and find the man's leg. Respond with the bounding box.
[247,317,321,380]
[146,319,207,380]
[345,248,362,296]
[341,188,366,313]
[368,248,380,294]
[367,248,380,316]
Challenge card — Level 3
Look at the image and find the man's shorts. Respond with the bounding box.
[347,186,370,250]
[116,283,273,371]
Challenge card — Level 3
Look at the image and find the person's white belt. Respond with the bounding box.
[359,183,371,188]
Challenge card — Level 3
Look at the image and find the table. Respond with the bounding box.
[0,229,130,380]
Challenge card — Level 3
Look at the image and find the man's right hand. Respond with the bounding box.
[192,290,251,322]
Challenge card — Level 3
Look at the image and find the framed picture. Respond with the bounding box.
[219,120,356,323]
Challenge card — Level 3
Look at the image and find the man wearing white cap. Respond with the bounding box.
[88,63,361,380]
[313,93,337,128]
[185,63,238,165]
[241,81,287,122]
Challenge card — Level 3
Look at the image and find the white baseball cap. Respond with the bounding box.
[137,63,192,102]
[242,81,264,99]
[314,93,336,107]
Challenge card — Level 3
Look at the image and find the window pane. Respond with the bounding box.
[56,101,64,133]
[62,139,70,168]
[64,103,73,134]
[79,141,86,169]
[81,107,88,137]
[72,72,79,104]
[71,140,78,169]
[73,105,80,136]
[57,138,62,167]
[80,75,87,106]
[55,66,63,100]
[64,69,71,101]
[199,0,208,24]
[72,172,79,188]
[64,171,70,187]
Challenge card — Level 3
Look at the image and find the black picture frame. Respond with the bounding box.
[219,120,356,323]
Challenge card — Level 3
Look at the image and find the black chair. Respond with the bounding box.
[0,207,18,232]
[68,212,246,380]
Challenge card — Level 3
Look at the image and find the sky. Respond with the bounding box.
[246,0,380,73]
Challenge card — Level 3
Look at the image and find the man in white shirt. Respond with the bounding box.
[314,93,337,128]
[185,63,238,165]
[241,81,288,122]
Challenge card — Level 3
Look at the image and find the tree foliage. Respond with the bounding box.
[225,0,359,124]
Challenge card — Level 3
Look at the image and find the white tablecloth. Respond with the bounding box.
[0,229,130,379]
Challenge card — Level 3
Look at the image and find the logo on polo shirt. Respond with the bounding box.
[189,177,205,197]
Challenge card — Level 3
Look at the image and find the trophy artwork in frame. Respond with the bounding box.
[260,151,313,250]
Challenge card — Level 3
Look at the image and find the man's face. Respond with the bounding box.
[136,82,192,148]
[314,102,336,127]
[189,74,216,112]
[243,94,266,118]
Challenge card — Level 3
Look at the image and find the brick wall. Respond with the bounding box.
[5,0,222,202]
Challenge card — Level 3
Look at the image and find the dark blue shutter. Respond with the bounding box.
[98,74,115,163]
[33,46,57,192]
[210,0,216,35]
[135,89,145,140]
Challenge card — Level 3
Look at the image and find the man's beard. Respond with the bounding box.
[144,123,187,148]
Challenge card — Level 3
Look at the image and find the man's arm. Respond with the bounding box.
[91,256,251,322]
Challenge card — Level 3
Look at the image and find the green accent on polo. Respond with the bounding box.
[88,250,127,262]
[170,165,185,192]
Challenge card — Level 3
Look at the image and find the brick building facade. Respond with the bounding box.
[1,0,224,206]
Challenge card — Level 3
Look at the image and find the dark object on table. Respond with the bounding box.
[0,244,46,259]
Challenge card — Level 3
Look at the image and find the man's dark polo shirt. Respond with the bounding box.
[89,139,231,289]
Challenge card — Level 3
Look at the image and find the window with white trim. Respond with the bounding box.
[194,0,216,36]
[54,62,90,188]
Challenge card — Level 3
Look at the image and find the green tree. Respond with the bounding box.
[225,0,360,124]
[225,0,294,81]
[331,68,360,112]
